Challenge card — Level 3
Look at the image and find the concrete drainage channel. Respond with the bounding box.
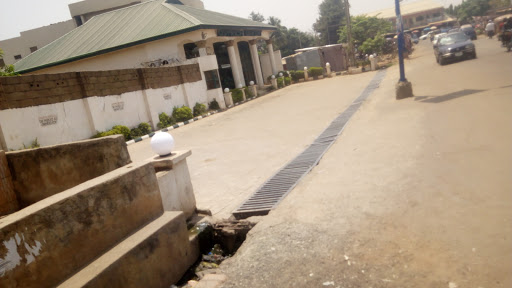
[172,70,387,287]
[233,69,388,219]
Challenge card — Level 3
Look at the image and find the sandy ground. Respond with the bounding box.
[218,37,512,287]
[128,69,377,218]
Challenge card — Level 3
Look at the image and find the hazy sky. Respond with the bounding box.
[0,0,463,41]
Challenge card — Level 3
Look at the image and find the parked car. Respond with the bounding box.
[420,31,433,40]
[461,24,477,40]
[412,34,419,44]
[434,32,476,65]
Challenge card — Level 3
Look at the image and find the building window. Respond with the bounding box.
[30,46,38,53]
[0,58,5,68]
[184,43,199,59]
[74,16,83,27]
[204,70,221,90]
[14,55,22,60]
[416,16,424,22]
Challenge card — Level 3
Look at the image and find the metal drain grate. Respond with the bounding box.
[233,70,387,219]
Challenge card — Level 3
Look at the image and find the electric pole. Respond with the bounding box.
[344,0,356,67]
[394,0,413,99]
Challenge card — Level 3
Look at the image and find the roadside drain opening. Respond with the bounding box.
[175,219,256,287]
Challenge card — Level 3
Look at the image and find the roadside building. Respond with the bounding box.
[284,44,347,72]
[13,0,280,90]
[365,0,445,30]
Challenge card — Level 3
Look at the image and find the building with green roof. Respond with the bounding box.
[14,0,280,90]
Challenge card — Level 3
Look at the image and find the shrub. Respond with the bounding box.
[209,99,220,110]
[284,77,291,86]
[231,88,244,103]
[193,103,207,117]
[290,70,305,82]
[111,125,131,141]
[22,138,40,150]
[172,106,193,122]
[266,85,275,92]
[130,128,143,138]
[267,75,275,82]
[277,77,284,88]
[244,86,253,98]
[157,112,174,129]
[138,122,152,135]
[308,67,324,78]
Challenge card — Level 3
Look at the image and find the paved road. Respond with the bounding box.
[219,37,512,287]
[128,69,377,218]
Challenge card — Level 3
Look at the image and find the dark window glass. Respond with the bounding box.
[0,58,5,67]
[184,43,199,59]
[30,46,38,53]
[204,70,221,90]
[14,55,22,60]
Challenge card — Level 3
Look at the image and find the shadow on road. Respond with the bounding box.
[414,89,485,104]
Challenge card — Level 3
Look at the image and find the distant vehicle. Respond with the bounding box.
[430,29,442,41]
[461,24,477,40]
[420,31,433,40]
[432,33,447,48]
[412,34,419,44]
[448,28,460,33]
[434,32,476,65]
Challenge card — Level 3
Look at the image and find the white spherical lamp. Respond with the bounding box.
[279,73,283,77]
[249,81,255,86]
[237,83,243,89]
[150,132,175,156]
[326,62,330,67]
[224,88,230,93]
[271,75,275,79]
[304,67,308,70]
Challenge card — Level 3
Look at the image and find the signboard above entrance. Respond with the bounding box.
[217,29,262,37]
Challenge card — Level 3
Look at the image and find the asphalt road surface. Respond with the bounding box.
[218,36,512,287]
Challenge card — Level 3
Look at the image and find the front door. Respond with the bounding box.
[213,42,235,90]
[237,41,256,86]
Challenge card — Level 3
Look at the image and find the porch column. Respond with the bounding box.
[266,39,278,76]
[195,40,208,57]
[249,40,264,87]
[226,40,244,88]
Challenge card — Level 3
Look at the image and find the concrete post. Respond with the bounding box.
[0,123,7,151]
[249,40,265,88]
[326,63,332,77]
[223,90,234,107]
[271,77,278,89]
[304,67,309,81]
[226,41,244,89]
[266,39,278,76]
[251,84,258,98]
[369,55,377,71]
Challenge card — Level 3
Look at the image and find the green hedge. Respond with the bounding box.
[209,99,220,110]
[284,77,291,86]
[308,67,324,78]
[277,77,284,88]
[157,112,175,129]
[289,70,305,82]
[193,103,207,117]
[173,106,193,122]
[232,88,244,103]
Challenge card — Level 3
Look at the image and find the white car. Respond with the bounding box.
[432,33,447,47]
[419,31,433,40]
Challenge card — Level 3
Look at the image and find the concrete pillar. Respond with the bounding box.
[195,40,208,57]
[0,123,7,151]
[250,85,258,98]
[326,63,332,77]
[0,150,19,216]
[266,39,278,76]
[249,40,265,88]
[271,77,278,89]
[223,91,234,107]
[369,55,377,71]
[304,67,309,81]
[226,41,244,89]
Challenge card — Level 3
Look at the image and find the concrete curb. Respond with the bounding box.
[125,96,259,146]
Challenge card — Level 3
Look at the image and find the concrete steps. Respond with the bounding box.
[58,211,199,288]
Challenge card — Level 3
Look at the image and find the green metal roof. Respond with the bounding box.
[14,0,275,73]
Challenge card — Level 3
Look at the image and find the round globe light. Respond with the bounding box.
[249,81,255,86]
[326,62,330,67]
[150,132,175,156]
[271,75,275,79]
[304,67,308,70]
[237,84,243,89]
[224,88,230,93]
[279,73,283,77]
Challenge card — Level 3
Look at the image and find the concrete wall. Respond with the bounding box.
[0,162,163,288]
[259,50,284,83]
[5,136,131,208]
[0,151,18,216]
[0,20,76,66]
[0,64,206,149]
[151,150,197,219]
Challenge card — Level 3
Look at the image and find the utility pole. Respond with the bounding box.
[394,0,413,99]
[344,0,356,67]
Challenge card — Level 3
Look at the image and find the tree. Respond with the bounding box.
[313,0,346,45]
[338,15,392,47]
[249,11,265,23]
[488,0,510,10]
[447,4,455,16]
[454,0,491,24]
